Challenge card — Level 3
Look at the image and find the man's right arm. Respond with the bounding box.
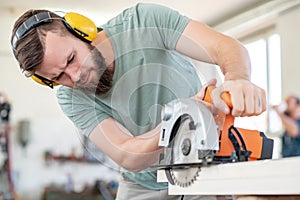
[89,117,163,172]
[56,87,163,172]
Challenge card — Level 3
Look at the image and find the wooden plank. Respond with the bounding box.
[157,157,300,195]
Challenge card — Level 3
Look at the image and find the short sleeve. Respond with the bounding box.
[135,3,190,49]
[56,86,111,137]
[102,3,190,51]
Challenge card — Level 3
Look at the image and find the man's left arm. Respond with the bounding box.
[176,20,266,117]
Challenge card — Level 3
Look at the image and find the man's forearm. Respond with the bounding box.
[215,36,251,81]
[89,118,163,172]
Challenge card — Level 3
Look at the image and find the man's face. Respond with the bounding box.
[286,96,298,112]
[36,31,112,95]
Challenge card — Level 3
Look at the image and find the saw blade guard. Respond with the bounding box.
[158,98,219,152]
[157,98,218,186]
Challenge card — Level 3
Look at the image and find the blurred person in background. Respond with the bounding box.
[273,95,300,157]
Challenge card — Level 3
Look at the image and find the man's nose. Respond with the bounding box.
[65,66,81,83]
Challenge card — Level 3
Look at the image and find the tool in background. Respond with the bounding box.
[154,86,274,187]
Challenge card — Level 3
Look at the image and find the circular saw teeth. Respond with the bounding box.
[169,167,200,187]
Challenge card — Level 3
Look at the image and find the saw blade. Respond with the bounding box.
[169,116,200,187]
[169,167,200,187]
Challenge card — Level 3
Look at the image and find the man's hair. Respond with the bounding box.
[288,95,300,105]
[296,97,300,105]
[11,10,69,74]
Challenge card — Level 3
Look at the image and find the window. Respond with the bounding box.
[235,30,282,134]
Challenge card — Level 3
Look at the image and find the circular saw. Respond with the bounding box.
[154,86,274,187]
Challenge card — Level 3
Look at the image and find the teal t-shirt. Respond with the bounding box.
[57,3,202,190]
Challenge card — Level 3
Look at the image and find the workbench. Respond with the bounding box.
[157,156,300,196]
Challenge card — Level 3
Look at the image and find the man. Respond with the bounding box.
[273,96,300,157]
[11,3,266,200]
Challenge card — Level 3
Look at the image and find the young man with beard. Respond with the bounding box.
[11,3,266,200]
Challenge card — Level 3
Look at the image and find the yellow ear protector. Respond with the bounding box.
[12,11,98,88]
[63,12,97,43]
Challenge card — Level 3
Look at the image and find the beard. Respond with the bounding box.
[77,44,113,96]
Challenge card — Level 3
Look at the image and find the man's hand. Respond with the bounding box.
[192,78,218,118]
[211,79,266,117]
[193,78,217,101]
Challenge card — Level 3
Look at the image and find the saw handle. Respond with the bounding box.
[203,85,235,132]
[203,86,232,109]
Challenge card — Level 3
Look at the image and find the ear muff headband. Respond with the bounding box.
[12,11,98,88]
[12,12,53,55]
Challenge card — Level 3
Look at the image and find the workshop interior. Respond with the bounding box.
[1,0,300,199]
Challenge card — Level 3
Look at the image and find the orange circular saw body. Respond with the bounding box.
[203,86,273,161]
